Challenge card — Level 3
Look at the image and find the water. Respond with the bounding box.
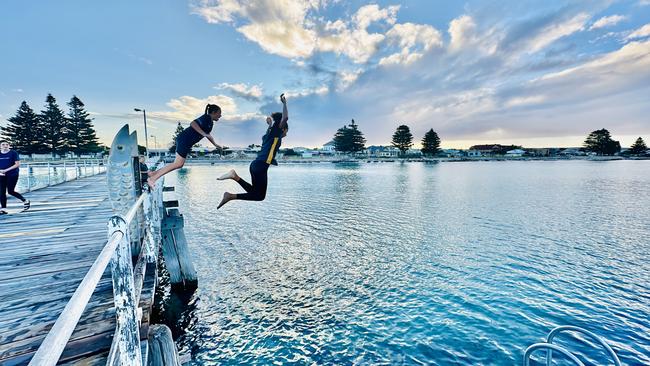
[162,160,650,365]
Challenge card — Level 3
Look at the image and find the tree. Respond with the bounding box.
[421,129,441,157]
[333,119,366,154]
[169,122,185,153]
[1,101,44,155]
[283,148,299,156]
[391,124,413,157]
[39,94,67,156]
[66,95,100,155]
[348,119,366,153]
[583,128,621,156]
[629,137,647,155]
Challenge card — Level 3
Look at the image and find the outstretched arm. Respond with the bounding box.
[279,93,288,130]
[191,120,221,149]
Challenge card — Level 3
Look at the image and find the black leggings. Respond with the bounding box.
[1,174,26,208]
[235,160,269,201]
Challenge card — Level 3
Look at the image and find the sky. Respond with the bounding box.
[0,0,649,149]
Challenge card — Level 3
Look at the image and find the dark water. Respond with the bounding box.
[162,160,650,365]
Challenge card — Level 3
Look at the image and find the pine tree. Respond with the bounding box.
[169,122,185,153]
[333,119,366,154]
[583,128,621,156]
[391,124,413,157]
[348,119,366,153]
[1,101,43,155]
[421,129,441,157]
[629,137,647,155]
[333,125,351,153]
[39,94,67,156]
[66,96,100,155]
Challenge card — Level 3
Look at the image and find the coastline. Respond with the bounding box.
[166,155,650,165]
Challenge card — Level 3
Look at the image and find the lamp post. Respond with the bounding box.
[134,108,149,156]
[150,135,157,149]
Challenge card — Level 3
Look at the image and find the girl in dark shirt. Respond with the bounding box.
[0,140,29,214]
[216,94,288,209]
[147,104,222,188]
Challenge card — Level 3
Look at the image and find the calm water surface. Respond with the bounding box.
[162,160,650,365]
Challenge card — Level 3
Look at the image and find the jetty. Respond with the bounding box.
[0,125,196,365]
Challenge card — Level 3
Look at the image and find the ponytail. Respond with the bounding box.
[205,104,221,115]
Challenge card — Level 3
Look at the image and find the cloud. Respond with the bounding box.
[626,23,650,39]
[190,1,437,65]
[589,14,625,30]
[379,23,443,66]
[216,82,264,101]
[148,94,263,123]
[524,13,589,54]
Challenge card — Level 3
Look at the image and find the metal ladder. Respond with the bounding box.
[523,326,621,366]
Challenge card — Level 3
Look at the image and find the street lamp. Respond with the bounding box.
[134,108,149,156]
[150,135,157,149]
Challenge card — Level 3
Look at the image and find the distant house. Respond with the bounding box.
[465,150,481,157]
[322,140,336,152]
[506,149,525,157]
[406,148,423,157]
[442,149,462,157]
[367,145,399,157]
[559,148,585,156]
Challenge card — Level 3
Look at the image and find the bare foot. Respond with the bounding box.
[217,169,238,181]
[217,192,235,209]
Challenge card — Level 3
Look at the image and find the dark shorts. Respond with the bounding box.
[175,134,195,158]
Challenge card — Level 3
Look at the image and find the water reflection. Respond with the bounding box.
[159,161,650,365]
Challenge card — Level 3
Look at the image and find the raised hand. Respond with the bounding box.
[280,93,286,104]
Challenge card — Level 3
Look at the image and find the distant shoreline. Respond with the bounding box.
[173,156,650,165]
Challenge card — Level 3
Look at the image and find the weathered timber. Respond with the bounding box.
[146,325,181,366]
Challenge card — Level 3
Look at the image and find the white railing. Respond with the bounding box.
[28,174,164,366]
[524,325,621,366]
[17,159,107,193]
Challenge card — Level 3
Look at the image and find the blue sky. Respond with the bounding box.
[1,0,649,149]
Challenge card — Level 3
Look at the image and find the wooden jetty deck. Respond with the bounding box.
[0,174,154,365]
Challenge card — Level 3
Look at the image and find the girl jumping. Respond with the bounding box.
[217,94,288,209]
[147,104,222,187]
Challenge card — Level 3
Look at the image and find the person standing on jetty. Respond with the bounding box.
[147,104,222,188]
[216,94,289,209]
[0,140,30,214]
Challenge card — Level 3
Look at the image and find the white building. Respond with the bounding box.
[466,150,481,157]
[322,140,336,152]
[506,149,525,157]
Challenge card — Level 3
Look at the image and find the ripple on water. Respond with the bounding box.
[160,161,650,365]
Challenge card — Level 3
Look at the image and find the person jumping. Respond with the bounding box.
[147,104,222,188]
[217,94,288,209]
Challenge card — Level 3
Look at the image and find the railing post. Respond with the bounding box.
[47,162,51,187]
[75,161,79,179]
[63,160,67,182]
[108,216,142,366]
[27,165,32,192]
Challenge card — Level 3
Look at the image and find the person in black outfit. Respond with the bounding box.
[0,140,30,214]
[217,94,288,209]
[147,104,223,188]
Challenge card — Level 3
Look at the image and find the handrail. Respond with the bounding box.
[546,326,621,366]
[28,231,125,365]
[28,187,156,366]
[524,343,585,366]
